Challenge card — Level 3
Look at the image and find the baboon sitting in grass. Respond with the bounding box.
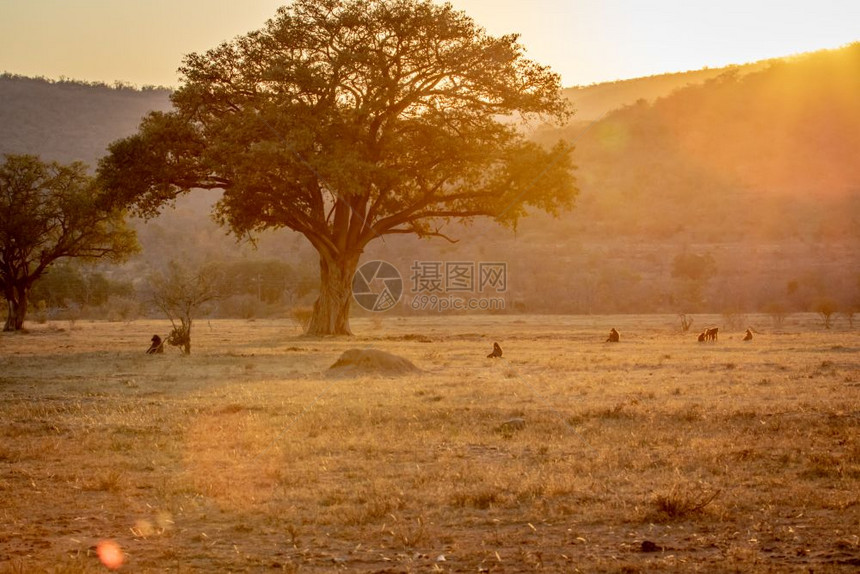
[146,334,164,354]
[743,328,753,341]
[697,330,707,342]
[606,328,620,342]
[487,342,503,358]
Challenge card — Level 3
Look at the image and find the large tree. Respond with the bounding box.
[0,154,138,331]
[98,0,577,335]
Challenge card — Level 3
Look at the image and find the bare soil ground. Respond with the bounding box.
[1,315,858,573]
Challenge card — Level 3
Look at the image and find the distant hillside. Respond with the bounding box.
[375,43,860,314]
[1,45,858,319]
[519,43,860,312]
[0,75,171,166]
[562,60,769,120]
[541,43,860,215]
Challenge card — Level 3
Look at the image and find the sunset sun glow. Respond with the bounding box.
[1,0,857,87]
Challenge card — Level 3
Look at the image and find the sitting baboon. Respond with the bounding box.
[146,334,164,354]
[743,328,753,341]
[487,342,503,358]
[606,328,620,342]
[697,330,707,342]
[706,327,719,341]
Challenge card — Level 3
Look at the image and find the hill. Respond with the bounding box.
[561,60,769,121]
[0,74,171,166]
[1,45,858,319]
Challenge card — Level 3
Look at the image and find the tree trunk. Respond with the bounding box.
[307,254,358,336]
[3,285,28,332]
[182,319,192,355]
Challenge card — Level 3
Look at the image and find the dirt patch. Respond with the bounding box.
[326,348,420,377]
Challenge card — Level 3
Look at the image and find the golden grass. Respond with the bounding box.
[0,315,858,572]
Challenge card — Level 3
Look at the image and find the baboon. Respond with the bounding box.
[487,342,503,358]
[697,330,707,342]
[146,334,164,354]
[705,327,719,341]
[606,328,620,342]
[743,328,753,341]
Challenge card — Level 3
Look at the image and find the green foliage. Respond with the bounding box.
[30,263,133,310]
[0,154,138,330]
[101,0,577,235]
[98,0,577,334]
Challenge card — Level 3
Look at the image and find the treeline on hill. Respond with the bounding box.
[2,44,859,324]
[0,74,171,165]
[559,59,771,121]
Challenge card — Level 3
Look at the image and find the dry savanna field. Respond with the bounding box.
[0,315,858,573]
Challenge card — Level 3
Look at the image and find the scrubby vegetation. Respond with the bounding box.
[0,316,857,571]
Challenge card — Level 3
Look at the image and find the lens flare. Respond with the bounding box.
[96,539,124,570]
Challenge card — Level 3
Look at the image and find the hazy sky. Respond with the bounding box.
[1,0,858,88]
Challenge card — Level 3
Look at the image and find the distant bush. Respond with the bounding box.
[217,295,281,319]
[762,301,788,328]
[813,298,838,329]
[102,296,141,322]
[55,303,82,330]
[290,306,314,334]
[721,311,747,331]
[648,482,720,522]
[34,300,49,324]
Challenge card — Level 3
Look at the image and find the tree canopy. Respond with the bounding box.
[1,154,138,331]
[98,0,578,334]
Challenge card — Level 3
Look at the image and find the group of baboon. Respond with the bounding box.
[607,326,752,344]
[147,326,754,357]
[696,327,754,342]
[697,327,719,342]
[603,326,754,345]
[484,326,753,360]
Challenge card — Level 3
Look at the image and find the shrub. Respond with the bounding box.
[648,482,720,521]
[103,296,141,322]
[813,298,838,329]
[290,306,314,333]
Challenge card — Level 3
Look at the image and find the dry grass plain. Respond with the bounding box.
[0,314,858,573]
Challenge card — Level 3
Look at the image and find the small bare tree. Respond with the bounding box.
[149,262,220,354]
[813,298,838,330]
[678,313,694,333]
[839,306,857,329]
[763,301,788,329]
